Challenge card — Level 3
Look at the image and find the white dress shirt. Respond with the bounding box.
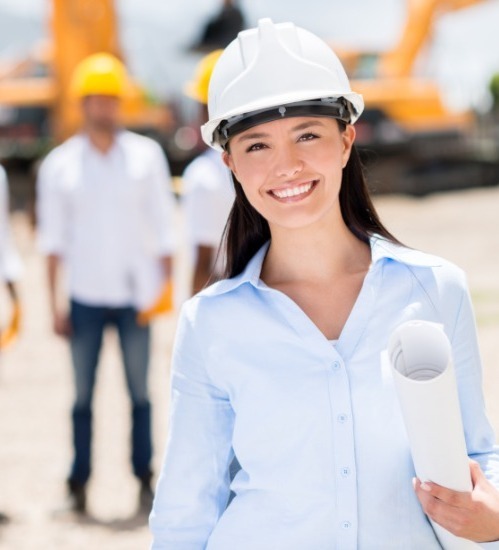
[36,131,176,309]
[0,165,21,282]
[182,148,234,274]
[150,236,499,549]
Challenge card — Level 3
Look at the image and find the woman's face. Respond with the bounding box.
[223,116,355,232]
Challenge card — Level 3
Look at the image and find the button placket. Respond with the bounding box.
[331,360,341,372]
[327,353,357,547]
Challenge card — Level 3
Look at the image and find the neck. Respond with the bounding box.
[262,214,371,286]
[86,126,117,154]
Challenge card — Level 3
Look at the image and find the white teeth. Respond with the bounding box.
[272,182,314,199]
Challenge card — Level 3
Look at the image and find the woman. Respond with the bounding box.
[150,19,499,548]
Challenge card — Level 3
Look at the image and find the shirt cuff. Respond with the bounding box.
[480,540,499,548]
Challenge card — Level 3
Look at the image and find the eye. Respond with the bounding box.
[246,142,268,153]
[298,132,319,142]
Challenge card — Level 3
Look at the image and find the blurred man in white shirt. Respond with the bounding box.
[0,163,22,524]
[36,53,176,514]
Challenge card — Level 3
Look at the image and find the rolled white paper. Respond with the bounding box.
[388,320,478,549]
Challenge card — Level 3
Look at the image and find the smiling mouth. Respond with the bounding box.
[269,180,319,200]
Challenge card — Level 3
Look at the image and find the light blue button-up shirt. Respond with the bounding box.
[150,236,499,549]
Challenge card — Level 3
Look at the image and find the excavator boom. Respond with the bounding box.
[0,0,173,149]
[379,0,486,77]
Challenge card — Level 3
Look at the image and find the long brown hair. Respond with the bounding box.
[221,124,399,279]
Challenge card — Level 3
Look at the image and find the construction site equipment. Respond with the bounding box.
[335,0,499,194]
[0,0,174,162]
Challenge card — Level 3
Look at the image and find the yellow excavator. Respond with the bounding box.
[0,0,174,163]
[333,0,499,193]
[345,0,478,132]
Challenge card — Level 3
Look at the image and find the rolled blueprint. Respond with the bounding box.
[388,320,478,550]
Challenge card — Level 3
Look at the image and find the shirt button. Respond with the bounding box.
[341,521,352,530]
[341,467,351,477]
[337,413,348,423]
[331,361,341,371]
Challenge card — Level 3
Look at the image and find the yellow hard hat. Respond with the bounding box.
[184,49,223,105]
[70,52,129,98]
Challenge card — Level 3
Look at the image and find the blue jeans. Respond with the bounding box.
[69,300,152,486]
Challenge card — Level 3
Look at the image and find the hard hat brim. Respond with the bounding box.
[202,90,364,150]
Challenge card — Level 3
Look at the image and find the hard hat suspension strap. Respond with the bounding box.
[215,97,352,149]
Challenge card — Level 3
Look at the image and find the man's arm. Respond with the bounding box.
[192,245,215,295]
[47,254,71,337]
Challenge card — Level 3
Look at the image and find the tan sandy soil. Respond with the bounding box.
[1,187,499,549]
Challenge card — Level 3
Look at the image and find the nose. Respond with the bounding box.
[273,143,303,179]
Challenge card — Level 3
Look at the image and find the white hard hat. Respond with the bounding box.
[201,18,364,150]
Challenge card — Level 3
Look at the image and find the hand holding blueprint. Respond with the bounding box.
[388,320,478,549]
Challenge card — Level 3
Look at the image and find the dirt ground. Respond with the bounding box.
[1,186,499,549]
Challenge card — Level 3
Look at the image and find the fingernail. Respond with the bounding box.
[420,482,431,492]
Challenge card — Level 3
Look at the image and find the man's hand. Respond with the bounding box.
[0,297,21,349]
[414,460,499,542]
[136,280,173,326]
[53,311,71,338]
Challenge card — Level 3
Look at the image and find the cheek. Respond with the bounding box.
[232,160,265,199]
[235,169,272,218]
[238,175,265,208]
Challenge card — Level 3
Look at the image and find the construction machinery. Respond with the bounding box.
[332,0,499,194]
[0,0,175,167]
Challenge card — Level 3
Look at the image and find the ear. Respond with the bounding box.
[222,151,237,175]
[341,124,356,168]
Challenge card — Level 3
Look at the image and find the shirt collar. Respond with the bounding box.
[81,129,126,157]
[370,235,443,268]
[199,234,442,298]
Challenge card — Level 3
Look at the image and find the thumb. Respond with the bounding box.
[470,459,485,487]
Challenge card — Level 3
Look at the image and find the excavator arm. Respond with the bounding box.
[50,0,122,140]
[379,0,486,78]
[0,0,173,146]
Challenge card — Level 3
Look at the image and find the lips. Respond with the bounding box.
[269,180,318,200]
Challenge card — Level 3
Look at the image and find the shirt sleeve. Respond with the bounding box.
[448,280,499,488]
[149,302,235,549]
[35,154,68,256]
[448,284,499,548]
[182,157,230,248]
[146,143,177,256]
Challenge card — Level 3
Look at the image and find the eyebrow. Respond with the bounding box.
[234,119,327,143]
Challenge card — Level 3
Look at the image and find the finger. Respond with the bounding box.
[415,481,473,534]
[416,478,471,509]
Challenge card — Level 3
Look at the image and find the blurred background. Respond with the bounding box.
[1,1,499,549]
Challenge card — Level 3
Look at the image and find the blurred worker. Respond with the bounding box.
[0,163,22,524]
[36,53,176,514]
[182,50,235,294]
